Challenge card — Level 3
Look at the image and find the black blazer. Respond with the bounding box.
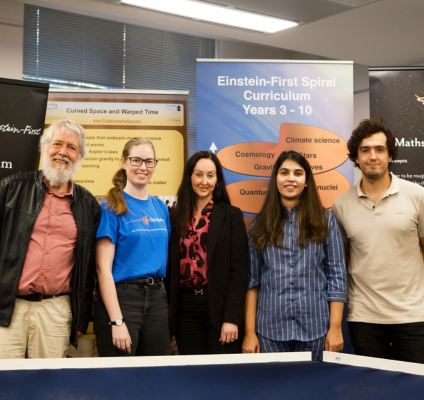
[167,202,248,334]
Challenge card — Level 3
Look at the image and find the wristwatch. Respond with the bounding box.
[109,318,124,326]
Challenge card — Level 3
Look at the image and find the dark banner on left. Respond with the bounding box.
[0,78,49,180]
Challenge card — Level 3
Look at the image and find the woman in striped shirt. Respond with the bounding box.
[242,150,347,361]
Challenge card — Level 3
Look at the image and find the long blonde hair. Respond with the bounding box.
[105,137,156,215]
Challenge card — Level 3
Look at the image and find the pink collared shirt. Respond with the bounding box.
[17,182,78,296]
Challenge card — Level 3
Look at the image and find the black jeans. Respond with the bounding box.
[348,321,424,364]
[94,281,169,357]
[175,288,242,355]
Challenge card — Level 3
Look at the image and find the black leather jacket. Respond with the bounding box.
[0,171,101,347]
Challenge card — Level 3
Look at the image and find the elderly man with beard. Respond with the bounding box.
[0,119,101,359]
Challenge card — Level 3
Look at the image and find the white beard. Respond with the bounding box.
[42,154,80,189]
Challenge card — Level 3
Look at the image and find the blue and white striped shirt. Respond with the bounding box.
[248,208,347,342]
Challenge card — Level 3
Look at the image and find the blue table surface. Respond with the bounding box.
[1,361,424,400]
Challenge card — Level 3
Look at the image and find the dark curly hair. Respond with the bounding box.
[348,116,398,168]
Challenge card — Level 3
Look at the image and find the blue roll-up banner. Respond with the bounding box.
[197,60,355,355]
[197,60,354,226]
[0,78,49,181]
[370,67,424,186]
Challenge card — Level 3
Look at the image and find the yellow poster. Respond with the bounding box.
[44,90,188,197]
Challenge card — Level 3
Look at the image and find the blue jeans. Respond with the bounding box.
[258,333,325,361]
[94,281,169,357]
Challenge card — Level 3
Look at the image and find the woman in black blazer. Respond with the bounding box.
[167,151,248,355]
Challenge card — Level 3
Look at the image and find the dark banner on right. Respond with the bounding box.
[369,67,424,186]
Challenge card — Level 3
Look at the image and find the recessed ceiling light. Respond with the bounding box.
[122,0,298,33]
[325,0,380,6]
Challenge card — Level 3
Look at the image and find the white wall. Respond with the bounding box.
[217,40,294,60]
[0,0,24,79]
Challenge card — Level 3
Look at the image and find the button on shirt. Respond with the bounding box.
[17,183,77,296]
[248,208,347,342]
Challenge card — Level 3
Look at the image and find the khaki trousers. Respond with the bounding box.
[0,295,72,359]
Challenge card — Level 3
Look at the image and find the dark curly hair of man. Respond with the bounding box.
[347,116,398,168]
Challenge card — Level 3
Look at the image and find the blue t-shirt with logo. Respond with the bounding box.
[97,191,171,283]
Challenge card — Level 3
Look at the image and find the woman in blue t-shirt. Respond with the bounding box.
[94,137,171,357]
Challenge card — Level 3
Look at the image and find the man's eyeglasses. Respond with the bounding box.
[127,157,158,168]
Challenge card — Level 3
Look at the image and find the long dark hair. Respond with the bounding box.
[171,151,231,238]
[105,137,155,215]
[250,150,328,252]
